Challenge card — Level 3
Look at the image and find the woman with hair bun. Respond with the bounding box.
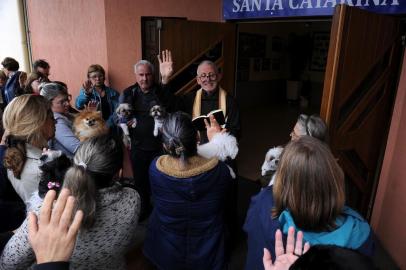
[1,134,141,270]
[144,111,235,270]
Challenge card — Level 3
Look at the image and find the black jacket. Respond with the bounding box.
[179,89,241,144]
[119,83,176,151]
[33,262,69,270]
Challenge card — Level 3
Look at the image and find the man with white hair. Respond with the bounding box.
[120,50,175,220]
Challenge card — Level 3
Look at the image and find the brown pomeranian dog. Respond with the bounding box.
[73,111,109,142]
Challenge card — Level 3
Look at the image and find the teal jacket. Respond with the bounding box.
[279,207,371,249]
[244,186,374,270]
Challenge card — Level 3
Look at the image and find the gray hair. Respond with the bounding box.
[134,60,154,74]
[63,135,123,229]
[296,114,328,143]
[197,60,219,75]
[40,82,67,101]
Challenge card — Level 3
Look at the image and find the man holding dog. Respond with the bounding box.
[120,50,176,220]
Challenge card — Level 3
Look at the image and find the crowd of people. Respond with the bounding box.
[0,54,376,270]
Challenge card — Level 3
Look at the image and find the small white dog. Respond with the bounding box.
[116,103,137,147]
[150,105,166,137]
[260,146,284,186]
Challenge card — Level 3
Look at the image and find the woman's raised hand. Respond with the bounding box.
[28,189,83,264]
[263,227,310,270]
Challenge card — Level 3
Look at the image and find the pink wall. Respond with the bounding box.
[26,0,222,178]
[27,0,222,98]
[371,53,406,269]
[26,0,108,99]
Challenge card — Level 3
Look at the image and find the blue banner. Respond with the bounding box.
[224,0,406,20]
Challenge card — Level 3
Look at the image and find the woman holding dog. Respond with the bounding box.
[40,82,80,158]
[1,134,141,270]
[244,136,374,270]
[75,64,119,129]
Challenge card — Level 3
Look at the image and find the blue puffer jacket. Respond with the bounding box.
[144,156,233,270]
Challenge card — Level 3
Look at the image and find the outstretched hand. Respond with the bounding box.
[157,49,173,84]
[28,188,83,264]
[85,100,99,112]
[263,227,310,270]
[82,80,93,95]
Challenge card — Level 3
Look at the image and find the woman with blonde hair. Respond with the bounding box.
[1,94,55,204]
[244,136,374,270]
[1,134,140,269]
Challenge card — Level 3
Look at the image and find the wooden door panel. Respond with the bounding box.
[159,18,236,94]
[321,5,402,217]
[142,18,236,95]
[335,17,398,104]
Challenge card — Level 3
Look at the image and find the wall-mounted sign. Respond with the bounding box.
[224,0,405,20]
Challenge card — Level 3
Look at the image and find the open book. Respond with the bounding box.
[192,109,226,131]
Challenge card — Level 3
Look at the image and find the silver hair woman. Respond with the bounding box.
[63,135,135,227]
[290,114,328,143]
[40,82,80,157]
[0,134,141,270]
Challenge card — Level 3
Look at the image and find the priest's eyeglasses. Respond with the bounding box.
[197,73,217,81]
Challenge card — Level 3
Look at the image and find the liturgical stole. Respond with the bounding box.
[192,88,227,120]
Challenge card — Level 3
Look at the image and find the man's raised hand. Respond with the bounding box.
[157,49,173,84]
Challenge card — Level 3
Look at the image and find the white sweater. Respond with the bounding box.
[7,143,42,205]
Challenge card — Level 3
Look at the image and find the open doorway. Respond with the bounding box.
[140,13,403,218]
[235,20,332,181]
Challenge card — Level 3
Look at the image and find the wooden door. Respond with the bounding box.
[142,18,236,95]
[321,5,403,218]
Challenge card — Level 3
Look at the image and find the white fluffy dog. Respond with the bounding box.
[116,103,137,147]
[260,146,284,186]
[198,132,239,179]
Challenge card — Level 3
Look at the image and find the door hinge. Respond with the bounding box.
[156,19,162,30]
